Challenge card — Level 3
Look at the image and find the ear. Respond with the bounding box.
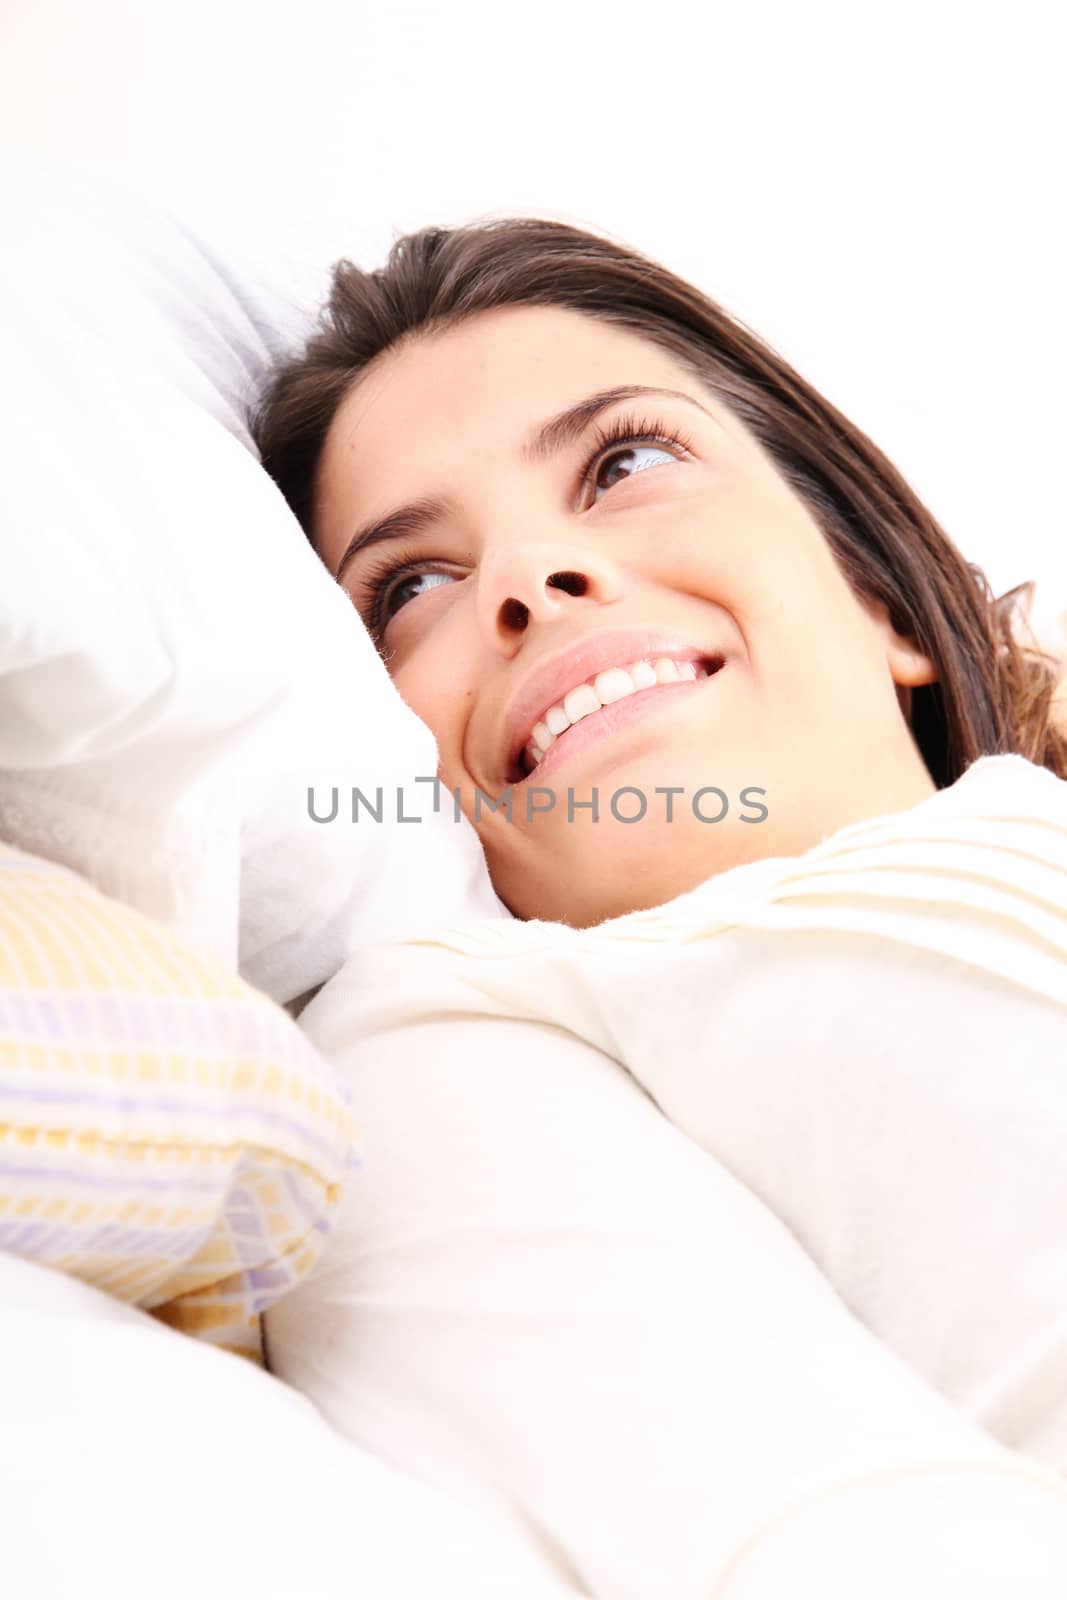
[862,595,938,687]
[887,634,938,726]
[886,630,939,689]
[861,596,938,722]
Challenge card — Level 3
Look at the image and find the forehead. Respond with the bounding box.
[318,305,709,492]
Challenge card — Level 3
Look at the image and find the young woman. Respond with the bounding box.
[252,220,1067,1591]
[254,216,1065,928]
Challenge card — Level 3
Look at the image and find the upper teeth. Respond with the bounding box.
[522,656,711,771]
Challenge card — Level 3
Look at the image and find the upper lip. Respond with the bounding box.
[498,627,721,784]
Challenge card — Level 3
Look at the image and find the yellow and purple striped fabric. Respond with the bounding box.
[0,842,358,1358]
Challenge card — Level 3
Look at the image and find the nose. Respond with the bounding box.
[476,540,629,652]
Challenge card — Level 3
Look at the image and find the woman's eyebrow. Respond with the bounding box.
[336,498,453,584]
[334,385,710,582]
[521,384,712,463]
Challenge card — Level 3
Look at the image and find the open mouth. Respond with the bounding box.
[507,652,726,786]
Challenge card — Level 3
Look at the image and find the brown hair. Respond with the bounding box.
[251,217,1067,786]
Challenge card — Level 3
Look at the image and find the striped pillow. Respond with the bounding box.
[0,842,357,1358]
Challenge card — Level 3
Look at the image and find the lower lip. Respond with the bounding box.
[514,669,721,788]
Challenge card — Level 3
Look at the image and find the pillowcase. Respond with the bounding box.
[0,840,357,1356]
[0,153,503,1005]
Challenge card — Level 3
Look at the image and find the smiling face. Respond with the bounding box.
[313,305,938,925]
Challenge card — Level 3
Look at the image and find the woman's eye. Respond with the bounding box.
[382,568,455,622]
[591,441,678,502]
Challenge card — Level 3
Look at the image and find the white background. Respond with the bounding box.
[2,0,1063,619]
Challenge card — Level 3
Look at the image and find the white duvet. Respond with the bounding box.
[268,752,1067,1597]
[0,1253,580,1599]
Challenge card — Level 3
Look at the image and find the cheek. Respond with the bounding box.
[393,660,471,763]
[392,662,441,733]
[734,499,855,629]
[663,475,812,604]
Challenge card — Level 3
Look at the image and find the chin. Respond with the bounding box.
[499,806,799,925]
[494,842,692,927]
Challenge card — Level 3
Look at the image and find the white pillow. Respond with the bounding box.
[0,153,502,1003]
[0,1251,579,1600]
[267,964,1067,1597]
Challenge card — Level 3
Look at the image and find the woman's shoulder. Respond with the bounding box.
[918,752,1066,825]
[636,752,1066,995]
[606,754,1062,918]
[771,753,1065,876]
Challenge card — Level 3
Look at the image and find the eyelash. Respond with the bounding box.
[352,411,695,645]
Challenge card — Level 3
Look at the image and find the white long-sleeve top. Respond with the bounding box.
[269,753,1067,1598]
[331,753,1067,1468]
